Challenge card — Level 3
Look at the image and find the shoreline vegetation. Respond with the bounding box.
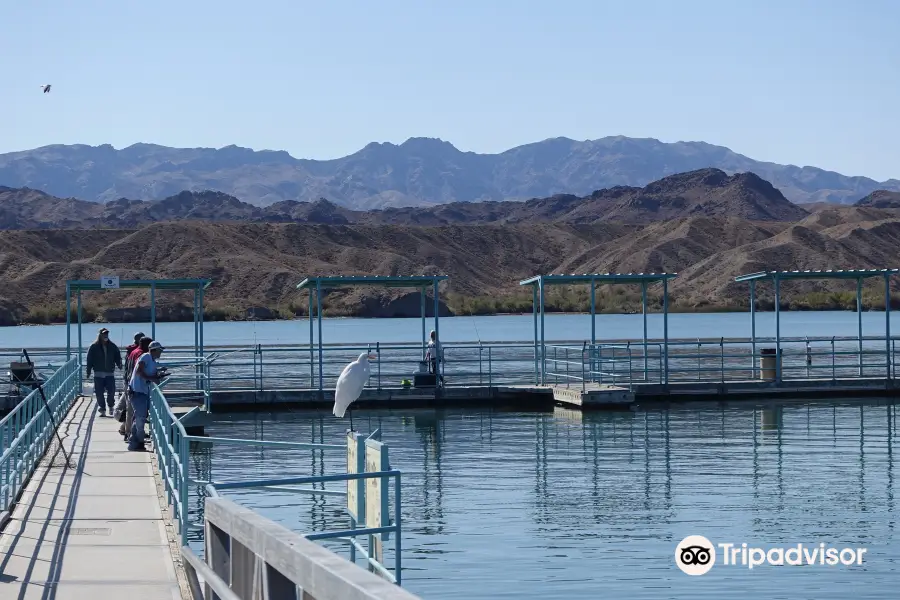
[12,289,900,326]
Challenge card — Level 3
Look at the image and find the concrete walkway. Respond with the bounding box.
[0,396,183,599]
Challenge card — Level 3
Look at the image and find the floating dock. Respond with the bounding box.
[165,375,900,415]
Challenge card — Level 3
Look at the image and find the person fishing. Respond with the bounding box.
[425,330,443,378]
[119,336,151,440]
[115,332,145,423]
[85,327,123,416]
[128,340,166,451]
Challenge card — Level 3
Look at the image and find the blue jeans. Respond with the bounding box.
[93,375,116,413]
[128,392,150,450]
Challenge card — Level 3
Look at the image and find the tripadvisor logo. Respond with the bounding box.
[675,535,868,575]
[675,535,716,575]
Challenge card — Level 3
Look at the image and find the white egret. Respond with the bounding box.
[333,351,378,430]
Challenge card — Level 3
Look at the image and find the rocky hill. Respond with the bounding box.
[0,168,808,229]
[0,169,898,325]
[1,136,898,209]
[1,210,899,325]
[856,190,900,209]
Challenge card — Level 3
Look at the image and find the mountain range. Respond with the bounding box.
[0,169,899,325]
[1,136,898,210]
[0,168,809,229]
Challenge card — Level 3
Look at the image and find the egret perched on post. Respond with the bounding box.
[333,351,378,430]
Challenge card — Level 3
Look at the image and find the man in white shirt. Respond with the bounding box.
[425,330,443,376]
[128,340,165,451]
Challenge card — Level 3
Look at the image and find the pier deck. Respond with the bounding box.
[0,396,184,599]
[174,376,900,413]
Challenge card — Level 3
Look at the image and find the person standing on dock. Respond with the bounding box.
[85,327,123,417]
[425,330,443,378]
[115,332,144,422]
[128,340,165,451]
[120,336,151,440]
[122,332,144,380]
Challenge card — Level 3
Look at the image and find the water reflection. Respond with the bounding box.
[189,400,900,599]
[410,412,445,537]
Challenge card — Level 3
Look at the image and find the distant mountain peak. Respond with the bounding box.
[399,136,456,148]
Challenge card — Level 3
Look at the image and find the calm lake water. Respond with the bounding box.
[0,310,896,349]
[188,401,900,600]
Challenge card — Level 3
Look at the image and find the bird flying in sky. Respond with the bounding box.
[40,84,51,93]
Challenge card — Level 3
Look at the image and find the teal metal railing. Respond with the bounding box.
[544,336,900,390]
[9,335,900,401]
[148,383,403,583]
[205,470,403,585]
[0,357,79,512]
[149,384,346,545]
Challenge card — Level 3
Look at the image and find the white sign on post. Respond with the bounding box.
[347,432,366,522]
[365,438,391,543]
[100,275,120,289]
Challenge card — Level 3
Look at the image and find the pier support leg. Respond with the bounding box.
[421,287,426,359]
[539,279,546,385]
[663,279,669,385]
[775,276,781,383]
[193,289,200,390]
[886,274,892,379]
[317,280,323,394]
[642,281,648,382]
[309,289,314,389]
[150,282,157,340]
[77,290,83,391]
[590,281,596,383]
[434,278,440,377]
[750,280,756,378]
[66,282,71,360]
[198,286,205,358]
[533,285,538,384]
[857,277,863,377]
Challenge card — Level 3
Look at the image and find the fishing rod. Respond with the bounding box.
[21,349,73,467]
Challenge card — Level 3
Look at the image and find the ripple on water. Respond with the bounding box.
[188,401,900,599]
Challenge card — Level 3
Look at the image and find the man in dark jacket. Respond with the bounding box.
[85,327,123,416]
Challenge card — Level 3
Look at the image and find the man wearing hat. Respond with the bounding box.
[123,332,145,386]
[128,340,166,451]
[85,327,123,416]
[114,332,145,422]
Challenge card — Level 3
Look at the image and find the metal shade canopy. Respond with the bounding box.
[734,268,899,382]
[297,275,448,393]
[519,272,677,385]
[66,278,211,390]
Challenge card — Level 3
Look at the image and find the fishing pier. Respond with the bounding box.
[64,269,900,413]
[10,270,900,414]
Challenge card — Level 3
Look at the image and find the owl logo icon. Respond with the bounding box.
[675,535,716,575]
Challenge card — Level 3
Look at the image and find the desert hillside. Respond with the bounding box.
[1,214,899,325]
[0,169,898,325]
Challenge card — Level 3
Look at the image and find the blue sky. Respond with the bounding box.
[3,0,899,180]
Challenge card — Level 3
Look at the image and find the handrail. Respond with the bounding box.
[208,469,403,586]
[149,383,353,545]
[0,357,79,513]
[180,545,242,600]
